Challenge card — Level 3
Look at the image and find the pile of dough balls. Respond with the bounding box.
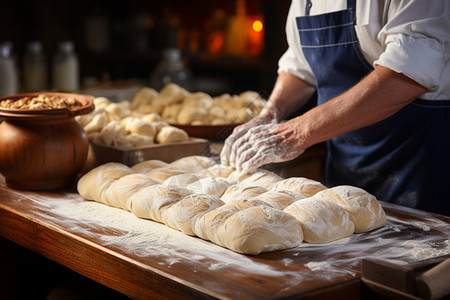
[78,155,387,255]
[76,97,189,149]
[131,83,267,125]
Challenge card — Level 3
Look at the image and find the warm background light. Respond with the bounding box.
[252,20,263,33]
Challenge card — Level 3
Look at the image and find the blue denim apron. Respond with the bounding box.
[297,0,450,215]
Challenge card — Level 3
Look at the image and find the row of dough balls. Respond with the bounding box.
[76,97,189,149]
[77,155,386,255]
[131,83,267,125]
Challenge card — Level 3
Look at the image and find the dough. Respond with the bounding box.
[129,184,193,223]
[163,173,205,187]
[315,186,386,233]
[131,160,169,174]
[78,162,135,202]
[141,112,162,123]
[240,170,283,189]
[194,198,303,255]
[220,184,268,203]
[198,164,235,178]
[102,173,160,210]
[257,190,305,210]
[146,166,187,181]
[187,177,237,198]
[121,116,156,136]
[177,106,209,125]
[227,170,253,182]
[164,194,224,235]
[156,126,189,144]
[223,205,303,255]
[284,196,355,243]
[271,177,327,197]
[126,132,154,148]
[170,155,216,173]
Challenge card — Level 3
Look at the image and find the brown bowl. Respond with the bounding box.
[169,123,239,140]
[0,93,94,190]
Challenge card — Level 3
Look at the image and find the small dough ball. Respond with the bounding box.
[131,160,169,173]
[257,190,306,210]
[164,194,224,235]
[159,83,190,105]
[271,177,327,197]
[163,173,205,187]
[221,184,268,203]
[198,164,235,178]
[129,184,193,223]
[112,135,133,149]
[177,106,208,125]
[315,186,386,233]
[77,162,135,202]
[222,205,303,255]
[156,126,189,144]
[187,177,237,198]
[240,170,283,189]
[126,132,155,148]
[102,173,160,210]
[146,166,187,181]
[141,113,162,123]
[84,112,110,134]
[105,102,130,119]
[284,196,355,243]
[99,120,126,146]
[161,104,182,123]
[121,116,157,136]
[93,97,111,108]
[131,87,159,109]
[170,155,216,173]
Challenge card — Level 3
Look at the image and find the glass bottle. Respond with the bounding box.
[150,48,193,91]
[0,41,18,96]
[23,41,47,92]
[52,41,79,92]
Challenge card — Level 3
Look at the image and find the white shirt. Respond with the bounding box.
[278,0,450,100]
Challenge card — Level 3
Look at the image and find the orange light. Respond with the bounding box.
[252,20,263,33]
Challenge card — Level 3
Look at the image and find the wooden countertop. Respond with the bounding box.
[0,177,449,300]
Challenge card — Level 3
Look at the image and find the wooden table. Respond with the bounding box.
[1,177,449,300]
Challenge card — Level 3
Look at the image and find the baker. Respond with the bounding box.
[221,0,450,216]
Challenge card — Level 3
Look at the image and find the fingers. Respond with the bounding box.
[220,128,248,166]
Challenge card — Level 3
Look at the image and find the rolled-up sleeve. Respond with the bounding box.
[374,0,449,92]
[278,1,316,87]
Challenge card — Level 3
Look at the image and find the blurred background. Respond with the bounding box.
[0,0,291,99]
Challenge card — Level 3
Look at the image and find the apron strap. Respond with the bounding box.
[305,0,357,18]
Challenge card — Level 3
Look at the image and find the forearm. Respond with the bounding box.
[293,66,429,148]
[261,71,316,121]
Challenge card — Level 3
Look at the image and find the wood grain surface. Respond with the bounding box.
[0,176,449,300]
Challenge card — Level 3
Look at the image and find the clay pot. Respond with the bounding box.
[0,93,94,190]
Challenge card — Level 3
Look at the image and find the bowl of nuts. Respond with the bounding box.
[0,93,94,190]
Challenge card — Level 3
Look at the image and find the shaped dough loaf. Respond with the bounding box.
[284,196,355,243]
[156,126,189,144]
[129,184,193,223]
[187,177,237,198]
[78,163,135,202]
[131,160,169,174]
[257,190,305,210]
[315,186,386,233]
[240,170,283,189]
[164,194,224,235]
[163,173,205,187]
[194,198,303,255]
[220,184,268,203]
[198,164,235,178]
[102,173,160,210]
[271,177,327,197]
[146,166,187,181]
[170,155,216,173]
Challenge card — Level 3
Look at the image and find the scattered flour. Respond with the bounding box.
[305,261,331,271]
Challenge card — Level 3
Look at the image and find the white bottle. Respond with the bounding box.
[52,41,79,92]
[0,41,18,96]
[23,41,47,92]
[150,48,193,91]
